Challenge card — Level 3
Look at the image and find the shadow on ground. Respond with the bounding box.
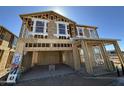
[13,64,123,86]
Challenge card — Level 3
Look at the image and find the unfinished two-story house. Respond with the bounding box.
[0,26,18,76]
[15,11,124,75]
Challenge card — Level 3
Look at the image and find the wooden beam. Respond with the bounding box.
[100,42,113,71]
[113,41,124,65]
[81,41,93,73]
[72,45,81,70]
[32,51,38,67]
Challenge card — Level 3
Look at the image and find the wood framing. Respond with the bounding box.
[13,10,124,75]
[0,26,18,71]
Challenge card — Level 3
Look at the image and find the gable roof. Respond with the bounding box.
[20,11,76,23]
[20,10,98,29]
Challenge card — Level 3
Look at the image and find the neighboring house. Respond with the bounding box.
[14,11,124,75]
[0,26,18,71]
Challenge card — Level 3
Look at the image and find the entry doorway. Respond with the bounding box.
[92,46,107,74]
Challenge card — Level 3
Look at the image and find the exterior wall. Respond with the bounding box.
[20,11,98,40]
[37,51,61,65]
[47,21,57,39]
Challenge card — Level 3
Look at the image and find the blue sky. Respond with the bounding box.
[0,6,124,50]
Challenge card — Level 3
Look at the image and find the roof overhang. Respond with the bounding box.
[76,24,98,29]
[72,37,120,41]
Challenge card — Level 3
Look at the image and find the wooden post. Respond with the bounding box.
[15,38,25,54]
[100,42,115,71]
[113,41,124,65]
[14,38,25,70]
[100,42,111,71]
[72,44,81,71]
[88,45,95,69]
[32,51,38,67]
[81,41,93,73]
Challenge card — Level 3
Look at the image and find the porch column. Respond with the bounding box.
[81,41,93,73]
[72,45,81,70]
[87,45,95,69]
[32,51,38,67]
[0,50,10,70]
[100,42,114,71]
[113,41,124,65]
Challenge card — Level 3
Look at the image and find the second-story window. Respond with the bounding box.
[35,21,45,33]
[78,28,83,36]
[59,24,66,34]
[54,21,70,38]
[89,30,97,38]
[77,27,84,37]
[29,18,49,36]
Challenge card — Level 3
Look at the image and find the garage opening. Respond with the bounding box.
[20,51,74,81]
[21,51,74,71]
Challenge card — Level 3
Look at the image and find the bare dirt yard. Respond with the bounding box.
[16,72,118,86]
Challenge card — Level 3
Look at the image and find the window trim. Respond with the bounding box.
[76,27,85,38]
[88,28,98,38]
[30,18,49,36]
[35,21,45,33]
[54,21,70,38]
[58,24,66,35]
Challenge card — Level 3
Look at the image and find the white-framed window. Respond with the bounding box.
[89,29,98,38]
[58,24,66,35]
[76,27,85,37]
[35,21,45,33]
[29,18,49,36]
[78,28,83,36]
[54,21,70,38]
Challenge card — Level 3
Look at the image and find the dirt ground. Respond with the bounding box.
[3,64,123,86]
[16,73,118,86]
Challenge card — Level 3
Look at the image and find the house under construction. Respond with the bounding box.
[14,11,124,75]
[0,26,17,77]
